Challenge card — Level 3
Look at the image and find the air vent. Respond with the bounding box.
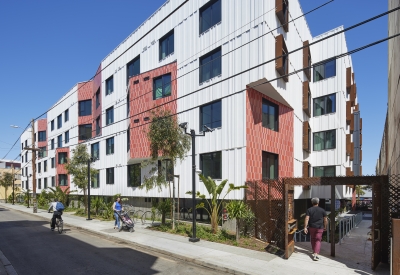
[144,76,150,81]
[144,117,150,121]
[134,80,139,84]
[134,119,139,123]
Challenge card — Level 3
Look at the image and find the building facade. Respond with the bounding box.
[0,160,21,203]
[20,0,361,205]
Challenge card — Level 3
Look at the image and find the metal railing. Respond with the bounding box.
[338,212,363,244]
[294,217,331,243]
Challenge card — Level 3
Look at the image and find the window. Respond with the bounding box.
[25,167,28,177]
[96,88,100,109]
[25,152,28,162]
[106,76,114,95]
[25,181,28,189]
[65,131,69,144]
[313,166,335,177]
[159,30,174,60]
[200,151,221,179]
[44,160,47,172]
[106,137,114,155]
[106,168,114,184]
[57,114,62,129]
[38,131,46,142]
[38,146,47,158]
[262,99,279,131]
[44,178,48,189]
[38,163,41,173]
[65,109,69,122]
[313,130,336,151]
[313,94,336,117]
[79,100,92,116]
[199,0,221,34]
[313,59,336,82]
[127,164,141,187]
[127,55,140,84]
[59,174,68,186]
[51,157,55,168]
[158,159,174,182]
[21,143,23,151]
[96,116,101,136]
[51,139,54,150]
[262,151,279,179]
[91,142,99,160]
[200,100,221,131]
[153,74,171,99]
[25,140,27,148]
[51,120,54,131]
[199,47,221,83]
[51,176,55,187]
[92,171,100,188]
[38,179,41,189]
[106,107,114,125]
[79,124,92,140]
[58,152,67,164]
[57,135,62,148]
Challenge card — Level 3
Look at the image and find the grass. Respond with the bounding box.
[148,222,270,253]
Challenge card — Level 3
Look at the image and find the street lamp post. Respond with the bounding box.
[179,123,213,242]
[87,158,92,221]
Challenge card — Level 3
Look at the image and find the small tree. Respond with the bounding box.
[355,185,366,200]
[48,186,75,206]
[65,144,98,214]
[0,172,13,203]
[153,199,172,225]
[187,174,248,234]
[227,200,255,242]
[91,196,104,215]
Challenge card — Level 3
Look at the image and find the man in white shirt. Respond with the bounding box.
[48,198,62,231]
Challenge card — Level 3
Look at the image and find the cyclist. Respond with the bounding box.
[48,198,63,231]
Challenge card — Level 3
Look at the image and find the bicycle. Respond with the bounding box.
[49,214,63,234]
[141,210,157,225]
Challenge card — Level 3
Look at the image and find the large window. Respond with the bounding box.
[262,99,279,131]
[51,157,55,168]
[106,76,114,95]
[44,160,47,172]
[313,93,336,116]
[79,100,92,116]
[106,168,114,184]
[38,179,41,189]
[199,47,221,83]
[51,139,54,150]
[59,174,68,186]
[51,176,55,187]
[127,56,140,84]
[313,59,336,82]
[79,124,92,140]
[313,166,335,177]
[95,88,100,109]
[91,142,99,160]
[58,152,67,164]
[65,131,69,144]
[153,74,171,100]
[57,114,62,129]
[199,0,221,34]
[106,107,114,125]
[127,164,141,187]
[44,178,48,189]
[262,151,279,179]
[51,120,54,131]
[92,171,100,188]
[106,137,114,155]
[38,163,41,173]
[57,134,62,148]
[200,100,221,131]
[159,30,174,60]
[38,146,47,158]
[200,151,222,179]
[96,116,101,136]
[38,131,46,142]
[65,109,69,122]
[313,130,336,151]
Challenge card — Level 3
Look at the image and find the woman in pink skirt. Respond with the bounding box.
[304,198,327,261]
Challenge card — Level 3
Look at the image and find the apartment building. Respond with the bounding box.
[20,0,361,206]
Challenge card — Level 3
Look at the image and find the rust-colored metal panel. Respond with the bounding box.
[392,219,400,275]
[346,101,351,124]
[350,84,356,106]
[350,113,355,132]
[346,134,351,155]
[303,121,309,152]
[302,161,309,178]
[303,41,311,80]
[360,118,362,131]
[276,0,289,32]
[360,133,362,146]
[360,149,362,162]
[302,81,310,116]
[354,104,359,111]
[346,67,352,91]
[346,167,352,176]
[275,34,283,72]
[350,142,354,160]
[360,166,362,175]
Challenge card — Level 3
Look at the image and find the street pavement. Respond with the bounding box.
[0,203,390,275]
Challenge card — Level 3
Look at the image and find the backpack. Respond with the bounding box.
[56,202,65,212]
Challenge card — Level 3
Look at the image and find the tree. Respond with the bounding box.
[355,185,366,200]
[153,199,171,225]
[0,172,13,203]
[48,186,75,206]
[140,109,191,192]
[187,174,248,234]
[65,144,98,214]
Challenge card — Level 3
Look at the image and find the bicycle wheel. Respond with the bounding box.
[134,210,144,223]
[58,220,63,234]
[141,211,153,224]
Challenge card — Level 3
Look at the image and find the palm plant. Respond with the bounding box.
[187,174,247,234]
[227,200,255,242]
[0,172,13,203]
[48,186,75,206]
[153,199,171,225]
[91,196,104,215]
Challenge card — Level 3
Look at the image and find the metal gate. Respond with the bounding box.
[372,182,382,270]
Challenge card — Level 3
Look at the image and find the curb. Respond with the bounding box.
[0,250,18,275]
[4,205,250,275]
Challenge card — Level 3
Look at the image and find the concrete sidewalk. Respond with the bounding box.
[0,203,389,275]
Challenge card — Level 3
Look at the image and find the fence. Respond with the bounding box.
[338,212,363,244]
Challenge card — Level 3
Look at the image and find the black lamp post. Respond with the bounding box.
[87,157,96,221]
[179,123,213,242]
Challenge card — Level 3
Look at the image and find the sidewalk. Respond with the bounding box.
[0,203,389,275]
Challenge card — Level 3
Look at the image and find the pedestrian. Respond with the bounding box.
[112,197,122,229]
[304,197,327,261]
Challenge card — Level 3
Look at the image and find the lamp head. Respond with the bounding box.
[203,125,214,133]
[179,122,188,130]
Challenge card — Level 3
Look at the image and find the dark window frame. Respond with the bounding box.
[313,129,336,151]
[106,107,114,125]
[65,131,69,144]
[79,124,92,140]
[106,75,114,96]
[38,131,46,142]
[262,98,279,131]
[79,99,92,116]
[59,174,68,186]
[153,73,172,100]
[313,93,336,117]
[57,135,62,148]
[313,166,336,177]
[199,0,222,34]
[106,137,114,155]
[58,152,68,164]
[106,168,114,184]
[200,151,222,179]
[199,47,222,83]
[51,120,54,131]
[127,55,140,84]
[95,88,100,109]
[91,142,100,160]
[65,109,69,122]
[199,100,222,132]
[159,29,174,60]
[313,59,336,82]
[127,164,141,187]
[262,151,279,179]
[57,114,62,129]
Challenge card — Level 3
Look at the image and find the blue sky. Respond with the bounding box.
[0,0,388,175]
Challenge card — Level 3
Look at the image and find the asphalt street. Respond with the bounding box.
[0,207,219,275]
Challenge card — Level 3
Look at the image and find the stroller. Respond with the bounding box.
[116,210,135,233]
